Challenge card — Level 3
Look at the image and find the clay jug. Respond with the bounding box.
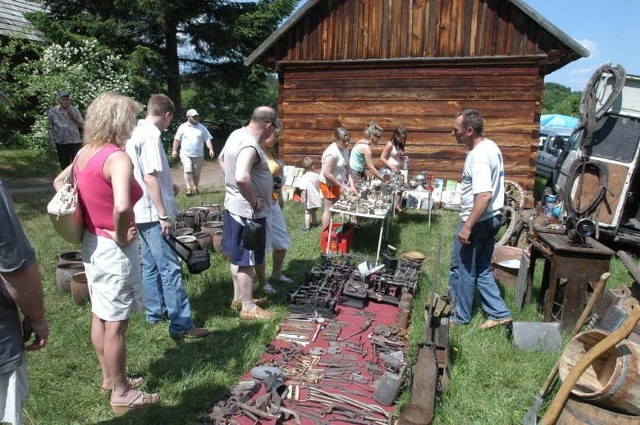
[70,271,90,305]
[56,262,85,293]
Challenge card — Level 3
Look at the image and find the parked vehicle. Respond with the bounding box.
[552,64,640,245]
[536,125,575,179]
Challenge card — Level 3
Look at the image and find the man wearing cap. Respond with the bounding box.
[171,109,214,196]
[47,92,84,169]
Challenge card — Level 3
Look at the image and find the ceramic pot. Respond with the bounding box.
[175,235,198,259]
[212,230,223,253]
[202,203,221,213]
[201,221,223,239]
[188,207,209,223]
[178,212,199,229]
[174,227,194,237]
[194,231,213,251]
[56,262,85,293]
[57,250,82,265]
[70,271,90,305]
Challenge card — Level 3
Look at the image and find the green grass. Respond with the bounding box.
[3,149,638,424]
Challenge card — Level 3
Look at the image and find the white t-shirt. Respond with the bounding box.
[459,138,505,222]
[299,171,322,209]
[319,142,349,185]
[126,119,178,223]
[221,127,272,219]
[173,121,212,157]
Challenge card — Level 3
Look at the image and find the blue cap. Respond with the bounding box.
[58,92,70,99]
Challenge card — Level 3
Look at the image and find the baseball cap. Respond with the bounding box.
[186,109,199,117]
[58,91,70,99]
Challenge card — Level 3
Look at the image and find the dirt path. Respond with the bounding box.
[171,159,225,192]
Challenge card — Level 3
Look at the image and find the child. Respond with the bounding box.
[299,156,322,231]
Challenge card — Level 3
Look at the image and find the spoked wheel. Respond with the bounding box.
[496,205,517,246]
[504,179,525,212]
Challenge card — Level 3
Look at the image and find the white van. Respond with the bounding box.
[536,126,574,179]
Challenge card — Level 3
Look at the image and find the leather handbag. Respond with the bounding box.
[241,217,265,251]
[165,234,211,274]
[47,166,83,244]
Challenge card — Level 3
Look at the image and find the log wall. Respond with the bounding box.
[278,59,543,205]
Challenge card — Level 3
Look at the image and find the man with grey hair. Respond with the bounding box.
[220,106,278,320]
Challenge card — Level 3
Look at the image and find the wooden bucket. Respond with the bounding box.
[559,329,640,415]
[558,396,640,425]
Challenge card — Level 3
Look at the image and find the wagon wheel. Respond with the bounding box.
[504,179,525,212]
[496,205,518,246]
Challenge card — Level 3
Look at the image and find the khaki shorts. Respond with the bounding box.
[180,155,204,175]
[82,232,143,321]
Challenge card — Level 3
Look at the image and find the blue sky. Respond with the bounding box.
[526,0,639,92]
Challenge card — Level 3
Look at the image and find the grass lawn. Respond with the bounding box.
[2,149,637,424]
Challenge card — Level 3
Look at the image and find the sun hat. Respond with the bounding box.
[186,109,199,117]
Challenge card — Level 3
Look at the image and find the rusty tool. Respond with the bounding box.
[522,272,609,425]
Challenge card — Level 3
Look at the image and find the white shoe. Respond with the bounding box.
[273,274,294,284]
[262,284,277,295]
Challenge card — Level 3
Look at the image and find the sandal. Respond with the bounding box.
[110,390,159,415]
[101,376,144,393]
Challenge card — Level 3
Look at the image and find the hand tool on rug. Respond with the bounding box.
[522,272,609,424]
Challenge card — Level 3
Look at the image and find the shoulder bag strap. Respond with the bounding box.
[164,234,192,262]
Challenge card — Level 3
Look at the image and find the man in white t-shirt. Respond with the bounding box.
[447,109,512,330]
[171,109,214,196]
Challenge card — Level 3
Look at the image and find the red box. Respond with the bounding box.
[320,223,354,254]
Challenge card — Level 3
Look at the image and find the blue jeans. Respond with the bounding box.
[137,222,195,335]
[448,215,511,324]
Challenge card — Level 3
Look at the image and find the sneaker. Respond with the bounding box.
[185,190,193,197]
[230,297,267,311]
[272,274,294,284]
[170,327,210,339]
[240,306,274,320]
[301,226,310,232]
[262,284,277,295]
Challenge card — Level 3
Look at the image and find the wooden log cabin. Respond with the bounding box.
[245,0,588,205]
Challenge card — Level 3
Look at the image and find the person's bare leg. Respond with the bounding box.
[193,170,201,193]
[230,263,242,299]
[184,172,195,193]
[322,198,334,229]
[304,211,312,228]
[271,249,286,278]
[91,314,110,390]
[236,265,257,311]
[255,262,268,287]
[103,319,130,402]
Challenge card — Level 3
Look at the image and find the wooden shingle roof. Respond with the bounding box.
[245,0,589,75]
[0,0,44,41]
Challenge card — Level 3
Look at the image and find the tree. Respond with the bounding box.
[30,0,298,118]
[542,82,582,117]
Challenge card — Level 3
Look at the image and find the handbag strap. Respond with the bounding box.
[164,234,192,262]
[64,150,81,186]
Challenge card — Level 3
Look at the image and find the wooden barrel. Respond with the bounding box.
[559,329,640,415]
[558,396,640,425]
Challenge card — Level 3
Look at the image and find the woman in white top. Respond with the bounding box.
[319,127,358,228]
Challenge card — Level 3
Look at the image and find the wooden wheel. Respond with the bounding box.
[504,179,525,212]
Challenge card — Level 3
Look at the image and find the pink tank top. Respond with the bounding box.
[75,144,142,238]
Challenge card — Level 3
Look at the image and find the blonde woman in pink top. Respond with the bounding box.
[53,92,157,414]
